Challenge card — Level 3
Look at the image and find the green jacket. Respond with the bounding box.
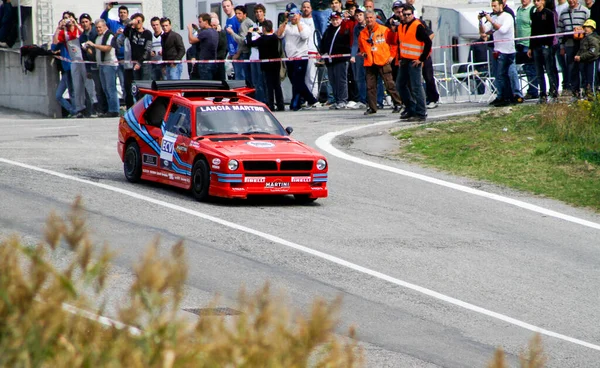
[578,32,600,63]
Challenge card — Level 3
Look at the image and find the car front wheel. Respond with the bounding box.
[191,159,210,201]
[124,141,142,183]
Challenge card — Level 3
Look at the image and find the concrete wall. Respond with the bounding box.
[0,49,62,117]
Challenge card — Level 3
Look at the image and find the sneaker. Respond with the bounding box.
[303,101,321,110]
[392,105,402,113]
[346,101,358,109]
[523,93,538,100]
[494,99,510,107]
[537,96,547,104]
[335,103,346,109]
[489,98,503,106]
[406,115,426,122]
[377,104,384,109]
[0,41,8,48]
[400,111,413,119]
[355,102,366,109]
[328,103,337,109]
[426,101,439,109]
[384,95,392,106]
[364,108,376,115]
[512,96,524,104]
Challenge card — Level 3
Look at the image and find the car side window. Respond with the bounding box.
[165,104,192,137]
[143,96,170,127]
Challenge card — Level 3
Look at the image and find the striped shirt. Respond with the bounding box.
[558,4,590,47]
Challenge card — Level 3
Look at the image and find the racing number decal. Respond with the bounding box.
[160,132,177,170]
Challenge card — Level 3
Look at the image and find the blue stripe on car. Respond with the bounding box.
[211,172,243,177]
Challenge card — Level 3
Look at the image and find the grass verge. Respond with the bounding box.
[393,103,600,211]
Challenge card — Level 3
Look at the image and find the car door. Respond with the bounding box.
[139,96,170,177]
[159,102,194,188]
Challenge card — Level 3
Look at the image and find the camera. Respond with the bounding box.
[478,11,488,18]
[287,12,295,19]
[110,1,119,5]
[252,27,260,32]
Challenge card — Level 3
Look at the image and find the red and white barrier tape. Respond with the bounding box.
[50,29,581,65]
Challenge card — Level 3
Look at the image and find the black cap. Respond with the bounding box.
[79,13,92,22]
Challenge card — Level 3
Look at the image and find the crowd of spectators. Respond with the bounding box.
[41,0,600,119]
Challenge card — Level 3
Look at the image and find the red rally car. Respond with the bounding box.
[117,80,328,203]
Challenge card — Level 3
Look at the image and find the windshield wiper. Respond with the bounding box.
[202,132,241,136]
[242,131,273,135]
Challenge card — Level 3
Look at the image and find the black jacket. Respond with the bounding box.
[161,31,186,61]
[246,32,281,71]
[319,25,351,64]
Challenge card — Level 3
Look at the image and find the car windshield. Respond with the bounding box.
[196,106,286,136]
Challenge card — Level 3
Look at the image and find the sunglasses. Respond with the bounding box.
[403,12,413,16]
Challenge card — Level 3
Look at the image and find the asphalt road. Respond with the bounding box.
[1,103,599,367]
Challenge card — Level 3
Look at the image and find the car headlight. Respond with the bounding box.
[316,159,327,170]
[228,159,239,171]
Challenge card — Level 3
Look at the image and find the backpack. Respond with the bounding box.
[20,45,53,73]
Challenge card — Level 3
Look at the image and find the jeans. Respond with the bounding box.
[352,56,367,104]
[99,65,119,113]
[240,52,251,87]
[166,63,182,80]
[250,61,266,103]
[56,70,75,116]
[397,60,426,117]
[91,68,108,114]
[286,59,317,110]
[517,46,538,96]
[70,63,87,113]
[151,64,164,80]
[326,61,348,105]
[197,63,216,80]
[312,9,332,39]
[496,52,520,100]
[232,53,246,81]
[581,61,597,92]
[533,46,558,97]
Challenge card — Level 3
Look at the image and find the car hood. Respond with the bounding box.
[199,137,321,158]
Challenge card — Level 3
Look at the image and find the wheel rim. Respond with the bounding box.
[125,149,137,177]
[193,170,204,193]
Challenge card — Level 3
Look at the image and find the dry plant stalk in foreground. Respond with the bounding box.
[488,334,547,368]
[0,198,363,367]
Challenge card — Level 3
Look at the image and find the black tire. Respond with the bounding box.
[294,194,317,204]
[191,159,210,201]
[124,141,142,183]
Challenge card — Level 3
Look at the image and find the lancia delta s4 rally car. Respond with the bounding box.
[117,80,328,203]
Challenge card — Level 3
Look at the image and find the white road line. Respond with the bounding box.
[315,112,600,231]
[1,157,599,351]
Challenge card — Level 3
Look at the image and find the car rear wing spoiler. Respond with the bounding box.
[133,80,249,92]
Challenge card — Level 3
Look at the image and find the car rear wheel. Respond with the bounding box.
[191,159,210,201]
[124,141,142,183]
[294,194,317,204]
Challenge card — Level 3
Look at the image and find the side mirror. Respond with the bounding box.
[285,126,293,135]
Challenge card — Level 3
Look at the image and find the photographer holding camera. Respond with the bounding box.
[277,7,321,110]
[479,0,524,106]
[53,11,87,118]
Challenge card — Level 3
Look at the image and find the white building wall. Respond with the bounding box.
[48,0,163,34]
